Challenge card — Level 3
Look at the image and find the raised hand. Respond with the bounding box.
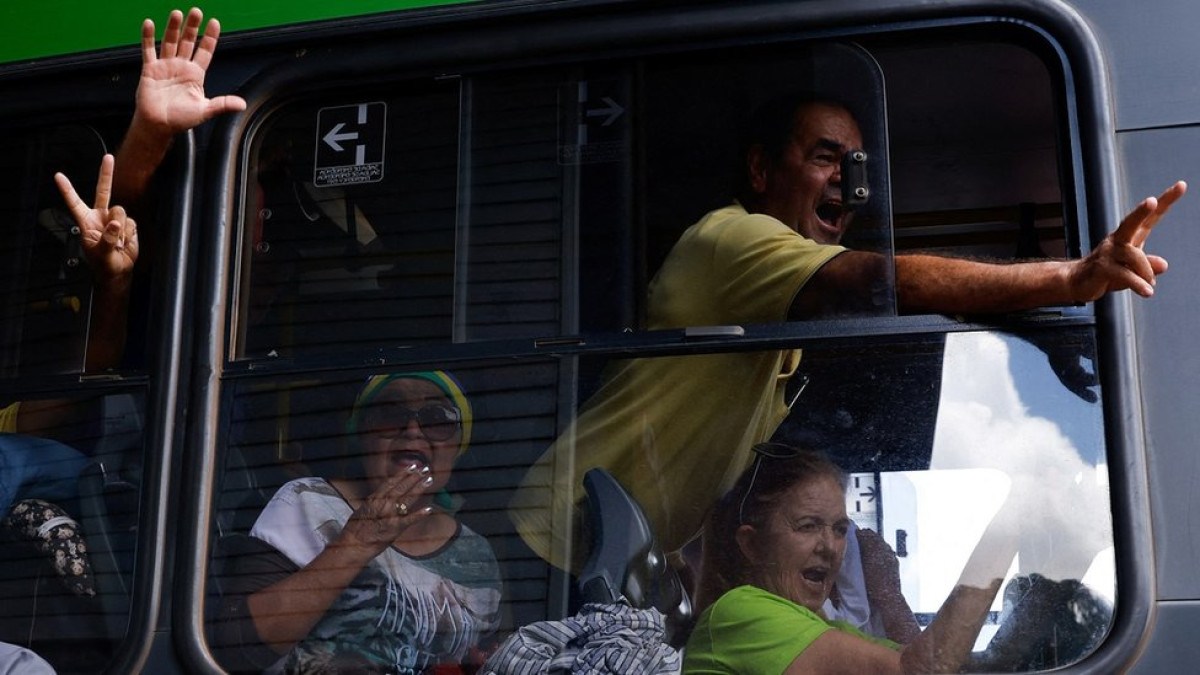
[1071,180,1187,301]
[341,463,436,552]
[55,154,138,281]
[134,7,247,138]
[115,8,249,214]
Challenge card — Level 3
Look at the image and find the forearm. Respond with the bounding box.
[899,497,1019,673]
[874,590,922,645]
[112,112,174,208]
[899,581,1001,674]
[85,274,132,372]
[245,535,380,652]
[896,254,1076,315]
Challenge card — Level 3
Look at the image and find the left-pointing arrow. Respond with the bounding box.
[323,122,359,152]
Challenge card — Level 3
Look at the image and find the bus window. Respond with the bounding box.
[784,328,1113,667]
[870,37,1069,261]
[0,124,114,376]
[235,83,461,359]
[206,18,1110,674]
[0,119,150,672]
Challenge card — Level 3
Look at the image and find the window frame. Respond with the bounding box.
[179,2,1150,674]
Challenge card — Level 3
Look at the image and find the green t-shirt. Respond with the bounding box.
[683,585,899,675]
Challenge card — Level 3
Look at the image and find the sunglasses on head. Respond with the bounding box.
[363,403,461,442]
[737,442,803,525]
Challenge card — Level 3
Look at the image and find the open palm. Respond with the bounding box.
[136,8,246,134]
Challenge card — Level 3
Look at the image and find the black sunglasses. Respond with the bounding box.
[363,403,461,442]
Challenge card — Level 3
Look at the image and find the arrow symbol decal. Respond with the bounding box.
[322,122,359,152]
[586,96,625,127]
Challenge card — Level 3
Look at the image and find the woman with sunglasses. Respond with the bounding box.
[220,371,502,674]
[685,443,1017,675]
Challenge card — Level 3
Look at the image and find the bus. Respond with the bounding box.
[0,0,1195,672]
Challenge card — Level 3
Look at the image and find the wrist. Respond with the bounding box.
[93,271,133,297]
[1056,258,1087,304]
[332,522,387,561]
[120,113,176,166]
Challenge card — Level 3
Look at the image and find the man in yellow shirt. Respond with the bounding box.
[510,93,1185,573]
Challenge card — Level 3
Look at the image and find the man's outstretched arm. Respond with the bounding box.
[793,181,1186,319]
[894,181,1185,315]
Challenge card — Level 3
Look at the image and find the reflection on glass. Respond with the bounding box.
[829,331,1112,669]
[208,331,1114,672]
[923,330,1113,666]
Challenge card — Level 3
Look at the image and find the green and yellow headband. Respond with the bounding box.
[347,370,473,457]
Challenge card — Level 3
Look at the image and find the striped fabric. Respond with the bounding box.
[482,602,681,675]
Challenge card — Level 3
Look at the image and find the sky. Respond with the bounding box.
[885,330,1115,620]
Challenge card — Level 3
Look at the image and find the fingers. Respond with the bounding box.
[158,8,217,67]
[93,154,114,212]
[366,464,435,525]
[192,17,222,71]
[53,172,89,225]
[207,94,248,117]
[1121,256,1157,296]
[1114,180,1188,248]
[1112,196,1157,247]
[1138,180,1188,247]
[140,19,157,65]
[160,9,184,60]
[1149,254,1168,275]
[123,215,140,262]
[177,7,203,61]
[101,207,127,248]
[103,210,139,260]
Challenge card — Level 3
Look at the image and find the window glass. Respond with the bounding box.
[207,329,1112,671]
[0,390,146,672]
[782,329,1112,665]
[0,119,147,672]
[233,41,902,362]
[237,84,461,358]
[214,28,1104,674]
[0,124,116,376]
[206,361,567,672]
[870,38,1069,260]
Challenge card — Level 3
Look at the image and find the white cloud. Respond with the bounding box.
[928,332,1112,584]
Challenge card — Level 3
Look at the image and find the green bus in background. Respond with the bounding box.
[0,1,474,65]
[1,0,1200,673]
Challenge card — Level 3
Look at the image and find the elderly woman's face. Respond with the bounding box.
[358,378,461,494]
[741,475,850,614]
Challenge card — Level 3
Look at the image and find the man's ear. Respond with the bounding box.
[747,144,770,194]
[735,523,760,564]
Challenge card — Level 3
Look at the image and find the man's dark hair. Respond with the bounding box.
[734,91,857,204]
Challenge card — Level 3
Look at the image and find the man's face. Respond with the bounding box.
[749,102,864,245]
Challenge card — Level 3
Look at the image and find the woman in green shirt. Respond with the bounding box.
[684,443,1017,675]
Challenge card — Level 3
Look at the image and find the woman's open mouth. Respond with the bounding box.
[391,450,429,474]
[801,567,831,587]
